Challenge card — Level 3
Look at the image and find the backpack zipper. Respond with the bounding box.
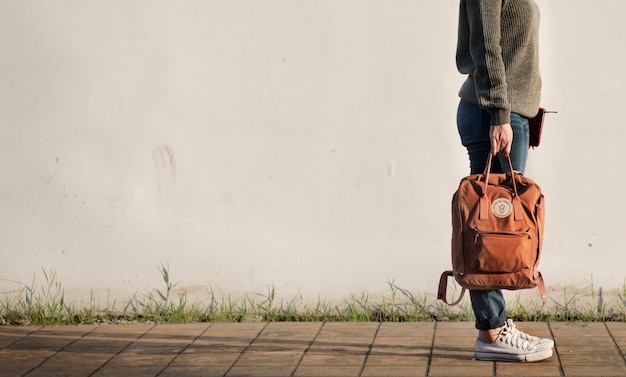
[473,229,530,244]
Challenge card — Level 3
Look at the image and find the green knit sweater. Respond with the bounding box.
[457,0,541,125]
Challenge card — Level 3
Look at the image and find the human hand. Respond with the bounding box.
[490,123,513,156]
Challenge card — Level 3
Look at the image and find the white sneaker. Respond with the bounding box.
[505,319,554,350]
[475,326,553,362]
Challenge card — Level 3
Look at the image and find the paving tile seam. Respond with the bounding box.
[221,321,270,377]
[604,322,626,368]
[21,325,100,377]
[355,321,381,377]
[85,323,157,377]
[154,322,214,377]
[424,321,438,376]
[289,321,325,377]
[493,361,499,377]
[547,322,566,377]
[1,326,43,350]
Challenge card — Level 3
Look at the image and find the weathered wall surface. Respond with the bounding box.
[1,1,625,306]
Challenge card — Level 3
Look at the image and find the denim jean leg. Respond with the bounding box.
[457,101,530,175]
[456,100,492,175]
[495,112,530,174]
[456,101,530,330]
[469,290,507,330]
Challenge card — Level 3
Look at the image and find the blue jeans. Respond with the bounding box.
[456,100,530,330]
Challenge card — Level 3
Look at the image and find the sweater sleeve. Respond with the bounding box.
[465,0,511,125]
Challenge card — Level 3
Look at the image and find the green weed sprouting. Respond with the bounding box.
[1,267,626,326]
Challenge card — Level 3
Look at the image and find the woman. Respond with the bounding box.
[455,0,554,362]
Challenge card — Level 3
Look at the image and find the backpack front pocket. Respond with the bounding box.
[469,231,533,273]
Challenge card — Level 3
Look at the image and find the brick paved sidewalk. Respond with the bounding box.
[1,321,625,376]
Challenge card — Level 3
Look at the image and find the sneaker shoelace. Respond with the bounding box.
[505,319,541,343]
[498,327,536,351]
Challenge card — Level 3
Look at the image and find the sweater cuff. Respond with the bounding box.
[489,109,511,126]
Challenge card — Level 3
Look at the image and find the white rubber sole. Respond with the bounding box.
[476,347,553,362]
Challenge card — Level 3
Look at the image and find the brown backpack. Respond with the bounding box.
[438,155,547,305]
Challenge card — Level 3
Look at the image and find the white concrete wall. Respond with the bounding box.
[1,0,625,307]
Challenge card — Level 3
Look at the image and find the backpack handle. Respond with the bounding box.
[480,154,523,221]
[482,154,519,197]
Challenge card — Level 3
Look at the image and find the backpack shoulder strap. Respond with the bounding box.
[536,271,547,302]
[438,271,547,305]
[437,271,466,306]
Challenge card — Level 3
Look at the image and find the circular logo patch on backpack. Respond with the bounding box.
[492,198,513,218]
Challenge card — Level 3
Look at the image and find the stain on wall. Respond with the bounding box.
[152,144,176,217]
